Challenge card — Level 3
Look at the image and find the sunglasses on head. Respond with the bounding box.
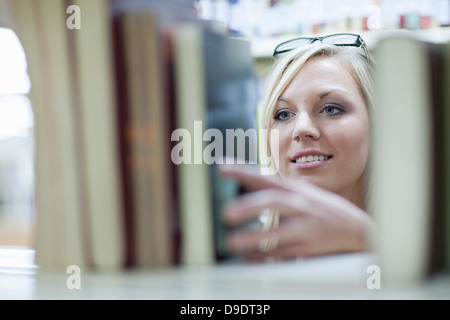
[273,33,370,59]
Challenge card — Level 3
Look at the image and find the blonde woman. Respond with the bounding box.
[220,34,376,261]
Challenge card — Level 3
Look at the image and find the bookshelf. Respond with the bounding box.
[1,247,450,300]
[2,0,450,301]
[247,26,450,58]
[248,27,450,84]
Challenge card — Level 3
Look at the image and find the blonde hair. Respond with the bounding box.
[259,43,376,176]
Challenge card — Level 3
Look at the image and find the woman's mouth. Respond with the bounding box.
[294,155,332,163]
[291,154,333,169]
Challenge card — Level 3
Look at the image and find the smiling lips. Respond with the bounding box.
[295,155,332,163]
[291,150,332,169]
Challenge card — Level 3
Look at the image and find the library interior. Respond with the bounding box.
[0,0,450,300]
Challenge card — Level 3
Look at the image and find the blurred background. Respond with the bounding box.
[198,0,449,37]
[0,26,34,246]
[0,0,449,248]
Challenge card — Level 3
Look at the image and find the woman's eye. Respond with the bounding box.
[321,105,344,116]
[274,110,294,121]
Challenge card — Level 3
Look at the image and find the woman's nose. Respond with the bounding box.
[291,111,320,142]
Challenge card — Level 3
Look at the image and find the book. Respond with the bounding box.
[10,0,86,270]
[8,0,55,267]
[442,42,450,274]
[70,0,126,270]
[428,40,450,276]
[203,35,259,261]
[112,4,175,268]
[172,22,258,265]
[371,34,450,284]
[111,2,135,269]
[172,22,215,266]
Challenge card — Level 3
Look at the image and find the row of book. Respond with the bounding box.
[198,0,450,37]
[9,0,258,271]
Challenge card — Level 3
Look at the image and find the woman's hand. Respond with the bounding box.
[219,165,375,262]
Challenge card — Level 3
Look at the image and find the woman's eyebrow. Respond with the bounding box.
[278,89,350,103]
[319,88,349,99]
[319,90,335,99]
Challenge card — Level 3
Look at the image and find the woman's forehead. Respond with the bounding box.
[283,56,359,95]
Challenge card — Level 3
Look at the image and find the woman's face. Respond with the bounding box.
[270,56,370,205]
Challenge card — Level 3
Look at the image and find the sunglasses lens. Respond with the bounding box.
[273,34,368,58]
[275,38,313,54]
[322,34,358,45]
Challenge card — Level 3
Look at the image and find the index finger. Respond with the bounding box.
[218,163,287,192]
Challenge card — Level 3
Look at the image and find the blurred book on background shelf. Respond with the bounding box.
[197,0,450,38]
